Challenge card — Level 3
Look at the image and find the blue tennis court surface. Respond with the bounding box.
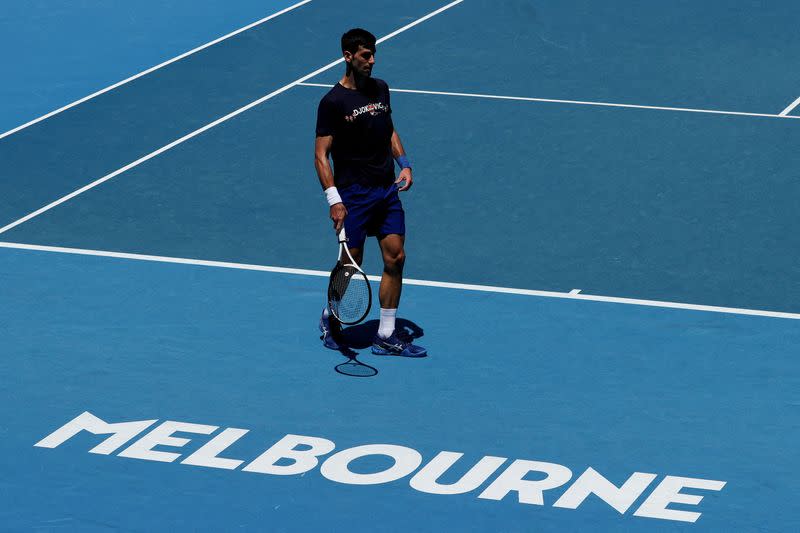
[2,1,799,531]
[0,0,301,133]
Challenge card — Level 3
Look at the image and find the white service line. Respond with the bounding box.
[0,0,313,141]
[0,0,464,236]
[779,95,800,116]
[298,82,800,120]
[1,241,798,321]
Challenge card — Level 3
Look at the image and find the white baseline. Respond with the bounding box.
[0,0,313,141]
[1,241,797,321]
[0,0,464,236]
[299,82,800,120]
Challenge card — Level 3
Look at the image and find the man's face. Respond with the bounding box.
[346,45,375,77]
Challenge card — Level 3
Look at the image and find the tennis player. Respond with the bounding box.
[315,28,426,357]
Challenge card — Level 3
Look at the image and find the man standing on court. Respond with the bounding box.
[315,28,426,357]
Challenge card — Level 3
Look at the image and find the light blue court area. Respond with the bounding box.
[0,0,301,133]
[1,246,798,531]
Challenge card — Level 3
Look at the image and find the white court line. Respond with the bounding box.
[0,0,313,141]
[1,241,798,321]
[779,95,800,116]
[298,82,800,120]
[0,0,464,236]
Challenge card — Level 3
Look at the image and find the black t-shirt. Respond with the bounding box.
[315,78,395,189]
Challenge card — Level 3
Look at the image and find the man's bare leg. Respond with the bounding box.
[371,234,425,355]
[377,235,405,310]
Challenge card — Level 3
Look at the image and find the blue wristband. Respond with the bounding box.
[395,154,412,170]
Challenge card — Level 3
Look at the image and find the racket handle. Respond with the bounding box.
[338,227,348,244]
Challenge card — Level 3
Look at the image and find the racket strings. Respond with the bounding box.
[329,263,370,324]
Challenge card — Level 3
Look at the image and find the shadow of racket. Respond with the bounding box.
[333,346,378,378]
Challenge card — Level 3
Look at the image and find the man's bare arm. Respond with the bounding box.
[315,135,347,231]
[315,135,335,189]
[391,130,413,192]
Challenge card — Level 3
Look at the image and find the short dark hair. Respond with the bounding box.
[341,28,376,54]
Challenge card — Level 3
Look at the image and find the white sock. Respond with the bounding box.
[378,308,397,339]
[322,306,330,319]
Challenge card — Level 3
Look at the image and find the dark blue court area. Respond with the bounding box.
[1,1,799,531]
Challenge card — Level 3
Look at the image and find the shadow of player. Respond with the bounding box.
[342,318,425,350]
[331,318,426,378]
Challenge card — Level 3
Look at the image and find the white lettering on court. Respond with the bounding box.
[478,459,573,505]
[243,434,335,475]
[118,421,217,462]
[182,428,249,469]
[409,452,507,495]
[634,476,726,523]
[321,444,422,485]
[35,412,727,523]
[34,411,156,455]
[553,467,657,513]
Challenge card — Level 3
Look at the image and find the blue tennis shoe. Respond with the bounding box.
[371,333,427,357]
[319,311,343,350]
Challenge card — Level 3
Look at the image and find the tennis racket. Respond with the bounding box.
[327,227,371,325]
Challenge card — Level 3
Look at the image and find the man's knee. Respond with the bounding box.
[383,248,405,273]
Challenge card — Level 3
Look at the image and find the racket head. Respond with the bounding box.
[327,261,372,325]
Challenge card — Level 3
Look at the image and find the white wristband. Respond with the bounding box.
[324,186,343,206]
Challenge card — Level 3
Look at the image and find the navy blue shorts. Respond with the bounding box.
[340,183,405,249]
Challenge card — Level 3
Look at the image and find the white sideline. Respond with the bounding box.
[779,95,800,117]
[1,241,798,321]
[298,82,800,120]
[0,0,313,141]
[0,0,464,236]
